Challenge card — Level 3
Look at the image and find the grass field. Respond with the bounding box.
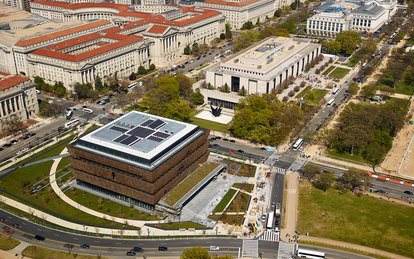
[329,67,350,79]
[297,181,414,257]
[304,89,329,105]
[65,189,159,220]
[212,189,237,213]
[163,162,219,206]
[190,116,230,134]
[22,246,110,259]
[0,235,20,250]
[326,149,371,165]
[232,183,254,193]
[395,80,413,95]
[322,66,335,75]
[208,214,244,225]
[296,86,312,99]
[227,192,250,212]
[150,222,207,229]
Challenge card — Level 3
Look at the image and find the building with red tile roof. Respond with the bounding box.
[0,72,38,129]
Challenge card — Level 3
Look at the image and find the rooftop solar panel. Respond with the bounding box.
[114,134,129,143]
[148,136,163,142]
[154,132,170,138]
[148,119,165,129]
[128,126,154,138]
[110,126,128,133]
[121,135,138,145]
[141,119,154,127]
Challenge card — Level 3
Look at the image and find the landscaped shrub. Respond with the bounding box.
[282,96,289,102]
[315,69,321,74]
[294,86,300,92]
[288,90,295,97]
[300,81,306,87]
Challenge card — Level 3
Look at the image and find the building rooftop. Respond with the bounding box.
[222,37,310,72]
[76,111,202,169]
[0,72,30,91]
[352,3,384,16]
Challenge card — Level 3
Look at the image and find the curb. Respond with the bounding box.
[368,173,414,187]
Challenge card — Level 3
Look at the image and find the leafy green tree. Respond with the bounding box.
[239,86,247,96]
[241,21,254,30]
[360,84,377,99]
[149,64,156,71]
[176,74,193,98]
[53,81,66,97]
[192,43,200,55]
[184,45,191,55]
[39,101,63,117]
[256,17,260,25]
[302,164,321,181]
[335,31,362,46]
[275,28,290,37]
[73,82,96,99]
[181,246,210,259]
[274,8,282,17]
[341,38,357,55]
[220,33,225,40]
[337,169,370,191]
[233,31,258,52]
[348,82,359,96]
[259,27,276,39]
[95,75,104,91]
[190,88,204,105]
[138,65,147,75]
[326,40,341,53]
[404,66,414,86]
[280,19,296,33]
[378,84,395,96]
[225,23,232,39]
[315,170,335,192]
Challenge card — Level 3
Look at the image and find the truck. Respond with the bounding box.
[275,203,281,216]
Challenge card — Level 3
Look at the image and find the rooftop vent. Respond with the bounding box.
[266,58,273,64]
[257,65,262,69]
[234,59,239,63]
[288,45,294,50]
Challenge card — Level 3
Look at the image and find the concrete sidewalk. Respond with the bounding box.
[299,235,411,259]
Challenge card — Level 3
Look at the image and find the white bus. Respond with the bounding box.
[66,110,73,120]
[266,211,274,230]
[297,248,325,259]
[128,82,138,93]
[292,138,303,150]
[65,119,80,129]
[332,88,339,95]
[327,98,335,106]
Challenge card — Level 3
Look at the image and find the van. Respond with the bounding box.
[82,108,93,113]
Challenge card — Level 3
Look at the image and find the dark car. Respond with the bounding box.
[35,235,45,241]
[237,149,244,153]
[404,190,413,195]
[223,138,229,141]
[158,246,168,251]
[10,223,19,228]
[80,244,90,249]
[0,217,5,222]
[132,247,143,252]
[374,190,386,194]
[126,251,136,256]
[229,139,235,143]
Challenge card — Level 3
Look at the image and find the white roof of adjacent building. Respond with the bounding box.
[76,111,203,170]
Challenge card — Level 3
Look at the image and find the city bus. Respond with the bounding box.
[332,88,339,95]
[65,119,80,129]
[327,98,335,106]
[292,138,303,150]
[66,110,73,120]
[296,248,325,259]
[266,211,274,230]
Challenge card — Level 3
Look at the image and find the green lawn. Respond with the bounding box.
[326,149,371,165]
[0,235,20,250]
[322,66,335,75]
[227,192,250,212]
[304,89,329,104]
[395,80,414,95]
[163,162,219,206]
[55,157,72,186]
[208,214,244,225]
[329,67,350,79]
[149,221,207,229]
[296,86,312,99]
[65,189,160,220]
[232,183,254,193]
[191,116,230,134]
[212,189,237,213]
[22,246,110,259]
[297,182,414,258]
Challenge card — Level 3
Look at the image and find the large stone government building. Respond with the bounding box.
[67,111,209,210]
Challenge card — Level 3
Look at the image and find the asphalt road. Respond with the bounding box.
[0,209,280,258]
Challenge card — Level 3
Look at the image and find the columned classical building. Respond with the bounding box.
[0,72,38,130]
[306,0,397,37]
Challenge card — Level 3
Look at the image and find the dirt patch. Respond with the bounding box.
[381,99,414,179]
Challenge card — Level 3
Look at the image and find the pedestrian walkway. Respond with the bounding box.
[258,230,279,242]
[299,235,411,259]
[272,166,286,174]
[278,241,295,259]
[280,171,299,242]
[241,239,258,258]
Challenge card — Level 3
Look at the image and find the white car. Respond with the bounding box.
[210,246,219,251]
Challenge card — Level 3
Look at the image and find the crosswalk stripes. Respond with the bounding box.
[277,241,295,259]
[259,230,279,242]
[242,239,258,257]
[272,166,286,174]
